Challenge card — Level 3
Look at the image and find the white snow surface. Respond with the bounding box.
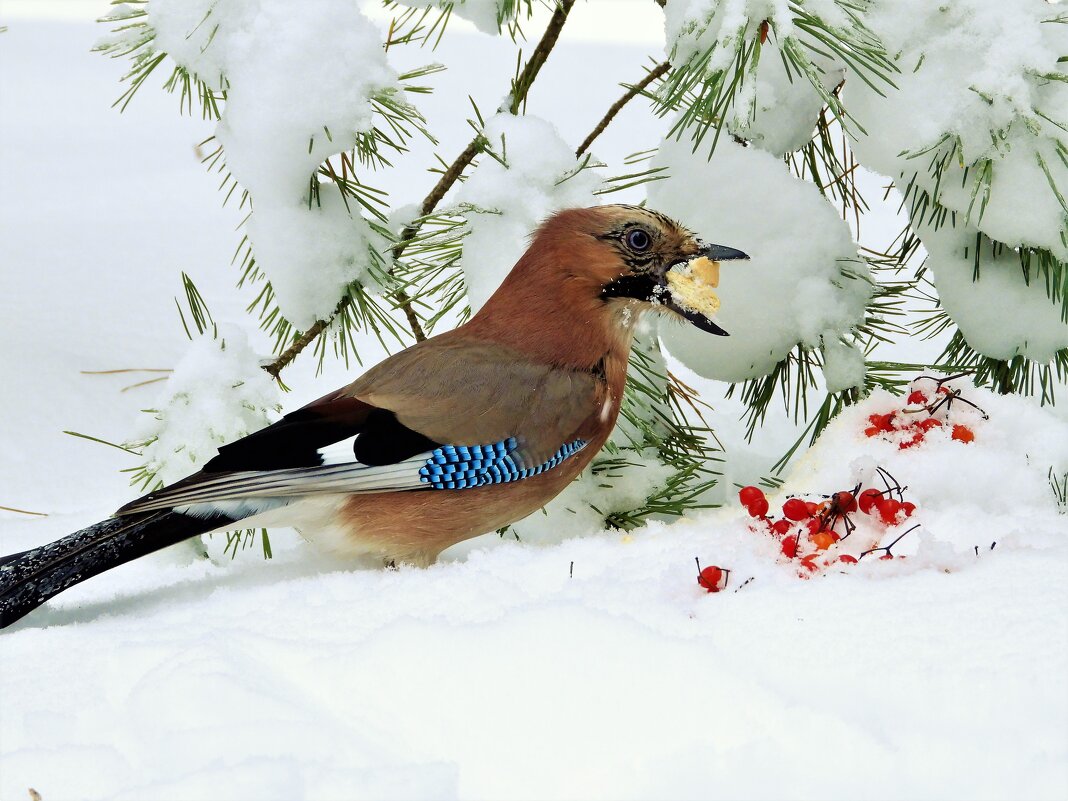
[649,135,870,383]
[2,11,1067,801]
[4,380,1066,801]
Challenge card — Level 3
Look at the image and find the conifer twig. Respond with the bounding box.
[80,368,172,375]
[264,0,577,376]
[0,505,48,517]
[576,61,671,157]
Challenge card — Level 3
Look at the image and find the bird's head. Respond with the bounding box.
[533,205,749,337]
[470,205,749,367]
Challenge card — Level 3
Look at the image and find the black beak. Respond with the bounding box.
[660,242,749,336]
[700,243,750,262]
[665,299,731,336]
[600,242,749,337]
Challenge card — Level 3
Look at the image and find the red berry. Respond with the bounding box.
[698,566,726,592]
[782,498,810,521]
[771,519,792,537]
[870,412,896,431]
[834,491,858,513]
[917,418,942,432]
[800,554,820,572]
[838,554,858,564]
[745,496,770,518]
[864,426,880,438]
[936,386,951,395]
[879,553,894,560]
[858,489,883,515]
[878,498,903,526]
[805,518,823,535]
[952,425,975,444]
[781,536,799,558]
[899,430,925,449]
[901,501,916,517]
[805,501,820,517]
[907,390,927,405]
[739,486,765,507]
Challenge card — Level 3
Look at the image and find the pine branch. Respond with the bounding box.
[656,0,896,155]
[263,0,578,376]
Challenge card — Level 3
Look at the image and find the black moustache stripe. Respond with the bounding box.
[601,273,658,302]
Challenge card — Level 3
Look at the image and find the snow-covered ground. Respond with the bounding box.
[1,4,1066,801]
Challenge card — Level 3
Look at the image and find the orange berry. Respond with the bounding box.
[811,531,836,550]
[952,425,975,443]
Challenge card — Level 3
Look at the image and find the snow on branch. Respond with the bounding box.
[844,0,1067,385]
[659,0,896,154]
[387,0,535,41]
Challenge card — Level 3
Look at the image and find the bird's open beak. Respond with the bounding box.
[657,243,749,336]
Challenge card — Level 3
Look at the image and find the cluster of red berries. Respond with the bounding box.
[864,374,987,450]
[736,470,916,579]
[698,472,922,592]
[739,485,858,574]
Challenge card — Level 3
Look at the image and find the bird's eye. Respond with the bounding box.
[624,228,651,252]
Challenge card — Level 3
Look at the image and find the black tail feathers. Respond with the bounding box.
[0,510,232,629]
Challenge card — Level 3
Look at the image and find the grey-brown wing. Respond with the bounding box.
[343,337,604,465]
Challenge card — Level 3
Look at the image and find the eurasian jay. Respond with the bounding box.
[0,205,747,628]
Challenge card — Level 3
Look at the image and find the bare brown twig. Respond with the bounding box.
[576,61,671,157]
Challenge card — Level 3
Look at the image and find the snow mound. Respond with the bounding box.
[768,379,1068,569]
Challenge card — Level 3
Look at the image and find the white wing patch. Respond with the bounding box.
[318,435,359,466]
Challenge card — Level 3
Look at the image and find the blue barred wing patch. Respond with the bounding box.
[418,438,588,490]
